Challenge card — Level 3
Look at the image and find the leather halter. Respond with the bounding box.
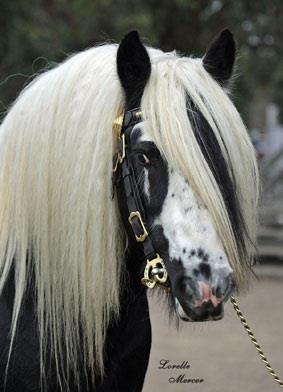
[112,108,170,291]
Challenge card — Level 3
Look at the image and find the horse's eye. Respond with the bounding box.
[137,153,150,166]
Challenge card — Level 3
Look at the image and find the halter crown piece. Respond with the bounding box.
[112,109,170,291]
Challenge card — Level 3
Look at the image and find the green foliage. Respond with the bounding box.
[0,0,282,125]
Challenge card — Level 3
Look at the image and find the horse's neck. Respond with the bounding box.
[0,257,150,390]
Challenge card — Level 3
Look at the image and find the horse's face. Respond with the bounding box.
[116,30,238,322]
[126,121,234,321]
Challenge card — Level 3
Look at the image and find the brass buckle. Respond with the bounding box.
[128,211,148,242]
[141,254,169,290]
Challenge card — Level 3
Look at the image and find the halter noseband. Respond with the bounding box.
[112,108,170,291]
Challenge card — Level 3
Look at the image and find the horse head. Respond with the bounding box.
[114,30,256,322]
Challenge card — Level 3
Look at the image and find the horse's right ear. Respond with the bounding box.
[117,31,151,109]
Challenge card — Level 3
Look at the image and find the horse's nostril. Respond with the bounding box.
[173,275,198,302]
[214,273,235,301]
[215,285,222,299]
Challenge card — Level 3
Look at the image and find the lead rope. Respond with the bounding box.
[230,296,283,388]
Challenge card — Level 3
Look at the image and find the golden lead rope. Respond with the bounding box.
[230,296,283,389]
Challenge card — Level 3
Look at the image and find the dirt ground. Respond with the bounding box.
[143,265,283,392]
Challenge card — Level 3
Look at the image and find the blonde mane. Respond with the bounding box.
[0,43,258,389]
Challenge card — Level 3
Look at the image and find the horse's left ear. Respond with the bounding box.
[203,29,236,86]
[117,31,151,108]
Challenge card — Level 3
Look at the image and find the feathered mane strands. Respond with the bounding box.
[0,45,125,388]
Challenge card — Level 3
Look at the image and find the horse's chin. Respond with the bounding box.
[175,298,224,322]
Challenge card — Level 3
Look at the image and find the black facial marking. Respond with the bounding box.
[197,248,204,258]
[203,254,209,262]
[128,126,169,221]
[187,97,248,268]
[149,224,169,258]
[199,262,211,280]
[130,127,142,145]
[193,268,199,277]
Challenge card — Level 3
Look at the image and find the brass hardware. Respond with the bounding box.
[112,110,142,172]
[112,112,125,172]
[112,113,124,137]
[128,211,148,242]
[135,111,142,120]
[113,134,126,172]
[231,296,283,388]
[141,254,168,289]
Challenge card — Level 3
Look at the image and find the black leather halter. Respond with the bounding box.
[112,108,170,291]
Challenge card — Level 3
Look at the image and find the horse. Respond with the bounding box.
[0,30,258,391]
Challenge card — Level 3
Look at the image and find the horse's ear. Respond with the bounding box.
[203,29,236,86]
[117,31,151,108]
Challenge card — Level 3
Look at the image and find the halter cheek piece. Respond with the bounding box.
[112,108,170,291]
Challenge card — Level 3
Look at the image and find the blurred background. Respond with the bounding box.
[0,1,282,391]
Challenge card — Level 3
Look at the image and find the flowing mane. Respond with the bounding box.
[0,42,258,388]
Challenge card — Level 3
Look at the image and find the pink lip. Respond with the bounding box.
[195,281,222,308]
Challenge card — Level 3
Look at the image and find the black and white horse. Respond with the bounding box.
[0,30,258,391]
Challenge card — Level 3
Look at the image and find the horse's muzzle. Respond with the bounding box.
[173,274,235,322]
